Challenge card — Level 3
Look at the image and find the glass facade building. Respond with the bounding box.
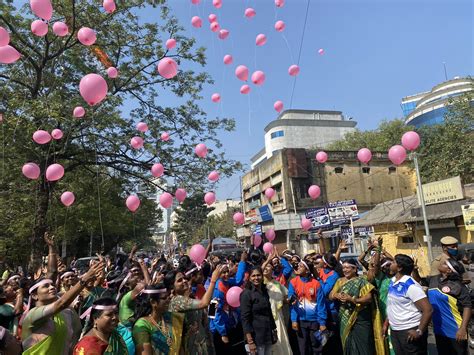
[401,77,473,127]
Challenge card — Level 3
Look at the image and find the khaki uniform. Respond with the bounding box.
[430,253,449,276]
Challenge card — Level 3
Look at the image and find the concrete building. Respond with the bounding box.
[207,199,241,217]
[251,110,357,169]
[240,148,416,255]
[401,77,473,127]
[150,178,179,248]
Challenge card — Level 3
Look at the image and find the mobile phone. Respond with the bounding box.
[245,344,251,354]
[208,299,218,319]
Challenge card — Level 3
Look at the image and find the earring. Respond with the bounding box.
[94,323,97,329]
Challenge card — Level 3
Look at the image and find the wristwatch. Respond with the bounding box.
[415,329,422,336]
[79,278,87,287]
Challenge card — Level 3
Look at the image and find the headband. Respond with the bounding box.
[300,261,310,271]
[115,272,131,301]
[29,279,53,294]
[322,255,328,265]
[130,267,140,272]
[141,288,168,294]
[446,260,459,275]
[60,271,75,279]
[342,262,357,269]
[381,260,392,268]
[92,304,117,311]
[7,275,20,283]
[292,255,301,261]
[185,265,202,276]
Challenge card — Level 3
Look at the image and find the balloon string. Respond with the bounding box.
[247,93,251,136]
[290,0,311,109]
[63,207,68,256]
[281,33,295,65]
[132,213,136,239]
[92,118,104,250]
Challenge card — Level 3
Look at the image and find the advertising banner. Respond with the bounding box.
[257,205,273,222]
[461,204,474,231]
[327,199,359,225]
[305,207,331,230]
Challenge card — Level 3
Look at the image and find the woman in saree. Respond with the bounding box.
[21,261,103,354]
[329,258,384,355]
[165,264,223,355]
[262,256,292,355]
[74,297,128,354]
[132,284,179,355]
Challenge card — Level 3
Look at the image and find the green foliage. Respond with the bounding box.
[0,1,241,267]
[171,193,214,245]
[196,208,239,240]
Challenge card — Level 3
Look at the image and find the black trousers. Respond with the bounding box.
[296,321,322,355]
[435,334,468,355]
[212,326,246,355]
[390,327,428,355]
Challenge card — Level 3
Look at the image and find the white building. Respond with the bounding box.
[150,178,178,247]
[251,109,357,169]
[207,199,241,217]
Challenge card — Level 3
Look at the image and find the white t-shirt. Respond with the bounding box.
[387,275,427,331]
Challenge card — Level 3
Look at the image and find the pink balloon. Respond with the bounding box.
[275,0,285,7]
[191,16,202,28]
[274,100,283,113]
[166,38,176,49]
[253,234,262,248]
[318,48,325,55]
[204,192,216,206]
[126,195,140,212]
[233,212,245,225]
[211,93,221,103]
[308,185,321,199]
[151,163,164,177]
[212,0,222,9]
[301,218,312,231]
[288,64,300,76]
[159,192,173,208]
[263,242,274,254]
[265,187,275,199]
[0,46,21,64]
[22,162,40,180]
[0,27,10,47]
[245,8,256,18]
[218,29,229,40]
[401,131,421,151]
[31,20,48,37]
[315,151,328,163]
[357,148,372,164]
[223,54,233,65]
[107,67,118,79]
[255,34,267,46]
[240,85,250,94]
[195,143,208,158]
[191,0,200,4]
[251,70,265,85]
[226,286,242,308]
[388,145,407,166]
[175,188,187,203]
[45,163,64,182]
[130,136,144,149]
[210,22,220,32]
[52,22,68,37]
[103,0,116,13]
[80,74,108,106]
[30,0,53,20]
[51,129,63,140]
[266,228,276,242]
[235,65,249,81]
[32,130,51,144]
[274,20,285,32]
[77,27,96,46]
[161,132,170,141]
[190,244,207,265]
[157,58,178,79]
[208,171,220,182]
[60,191,75,207]
[73,106,85,118]
[136,122,148,133]
[208,14,217,23]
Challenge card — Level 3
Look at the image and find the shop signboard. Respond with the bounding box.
[327,199,359,225]
[461,204,474,231]
[257,205,273,222]
[305,207,331,230]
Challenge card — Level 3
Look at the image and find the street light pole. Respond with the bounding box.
[412,152,433,263]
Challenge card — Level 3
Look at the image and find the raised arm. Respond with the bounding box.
[44,232,58,281]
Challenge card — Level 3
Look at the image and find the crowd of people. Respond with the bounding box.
[0,233,472,355]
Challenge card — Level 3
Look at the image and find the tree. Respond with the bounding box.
[195,207,239,240]
[171,193,214,245]
[326,93,473,184]
[0,1,241,269]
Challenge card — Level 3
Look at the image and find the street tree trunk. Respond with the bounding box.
[29,180,51,272]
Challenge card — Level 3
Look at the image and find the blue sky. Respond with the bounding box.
[151,0,472,199]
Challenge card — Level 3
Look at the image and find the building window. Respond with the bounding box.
[388,166,396,174]
[270,130,284,139]
[335,167,344,174]
[362,167,370,174]
[401,236,414,243]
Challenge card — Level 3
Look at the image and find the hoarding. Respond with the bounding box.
[305,207,331,230]
[327,199,359,225]
[419,176,464,206]
[461,204,474,231]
